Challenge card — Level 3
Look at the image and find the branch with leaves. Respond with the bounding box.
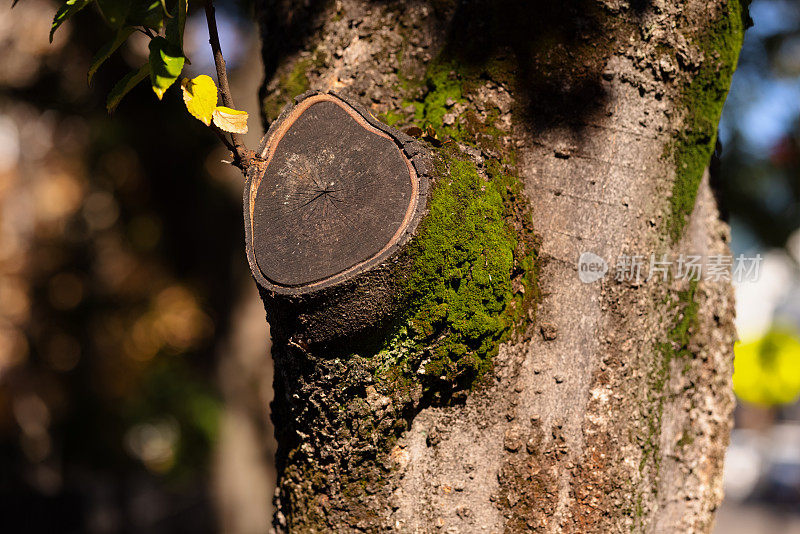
[48,0,252,171]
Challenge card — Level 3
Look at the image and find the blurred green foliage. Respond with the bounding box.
[51,0,188,110]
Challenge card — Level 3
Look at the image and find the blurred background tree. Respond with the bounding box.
[717,0,800,531]
[0,1,274,532]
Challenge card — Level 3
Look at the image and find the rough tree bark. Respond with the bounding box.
[249,0,747,532]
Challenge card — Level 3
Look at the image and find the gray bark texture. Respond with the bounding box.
[253,0,745,532]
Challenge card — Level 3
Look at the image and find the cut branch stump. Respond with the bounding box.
[244,91,432,345]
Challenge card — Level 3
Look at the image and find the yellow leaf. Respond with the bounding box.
[181,75,218,126]
[212,106,248,134]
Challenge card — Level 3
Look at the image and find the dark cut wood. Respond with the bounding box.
[245,91,429,296]
[243,91,431,343]
[253,99,414,287]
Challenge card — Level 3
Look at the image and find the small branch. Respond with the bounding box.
[203,0,235,109]
[211,125,236,153]
[212,126,254,170]
[203,0,249,171]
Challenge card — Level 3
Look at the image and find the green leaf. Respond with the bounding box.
[107,63,151,112]
[88,26,136,85]
[95,0,131,28]
[50,0,92,43]
[126,0,164,29]
[148,36,185,100]
[165,0,187,52]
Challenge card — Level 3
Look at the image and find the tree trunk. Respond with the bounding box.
[252,0,746,532]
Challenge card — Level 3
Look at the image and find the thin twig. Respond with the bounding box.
[203,0,234,108]
[203,0,249,170]
[211,125,237,154]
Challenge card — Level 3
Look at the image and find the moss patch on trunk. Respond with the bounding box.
[635,280,700,529]
[374,146,537,399]
[367,57,538,401]
[262,56,315,123]
[667,1,745,241]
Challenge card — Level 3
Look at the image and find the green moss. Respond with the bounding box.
[631,281,700,532]
[638,280,700,496]
[408,62,465,132]
[369,58,538,397]
[667,2,745,241]
[263,58,312,122]
[370,148,537,397]
[651,281,700,391]
[286,59,312,95]
[378,109,405,127]
[676,430,695,448]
